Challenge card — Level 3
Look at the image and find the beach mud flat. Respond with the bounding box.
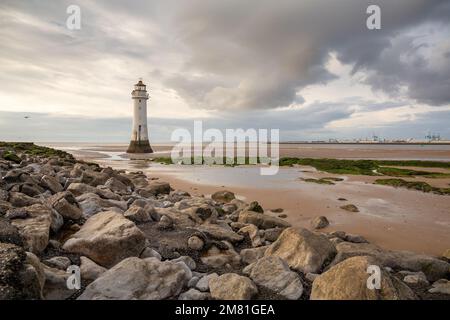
[44,142,450,161]
[2,142,448,300]
[56,143,450,257]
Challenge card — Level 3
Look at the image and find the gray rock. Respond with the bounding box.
[42,264,73,300]
[44,256,72,270]
[179,288,210,300]
[140,247,162,261]
[172,256,196,270]
[0,217,24,246]
[200,243,241,268]
[238,224,264,247]
[76,193,126,217]
[402,271,429,285]
[11,204,56,254]
[311,216,329,229]
[0,199,13,215]
[345,233,369,243]
[265,227,337,274]
[305,272,319,282]
[211,190,235,204]
[209,273,258,300]
[188,276,200,288]
[248,256,304,300]
[80,256,107,283]
[62,211,146,268]
[195,223,243,243]
[124,205,151,223]
[428,279,450,295]
[0,243,42,299]
[245,201,264,213]
[136,181,171,197]
[311,256,417,300]
[187,235,204,251]
[331,241,450,282]
[48,191,82,220]
[240,246,269,265]
[104,177,129,194]
[8,192,40,207]
[40,175,63,194]
[262,227,283,242]
[196,273,218,292]
[238,210,291,229]
[158,214,174,230]
[5,207,29,219]
[78,257,191,300]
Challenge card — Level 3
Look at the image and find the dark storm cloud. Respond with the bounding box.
[167,0,450,109]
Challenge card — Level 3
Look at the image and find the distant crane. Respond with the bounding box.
[425,132,441,142]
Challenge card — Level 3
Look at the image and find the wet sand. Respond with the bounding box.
[48,143,450,256]
[152,169,450,256]
[44,142,450,161]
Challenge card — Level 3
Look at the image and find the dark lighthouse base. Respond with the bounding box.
[127,140,153,153]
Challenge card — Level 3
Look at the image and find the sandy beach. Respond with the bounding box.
[47,143,450,256]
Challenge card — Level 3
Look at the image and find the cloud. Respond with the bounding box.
[0,0,449,142]
[166,0,450,109]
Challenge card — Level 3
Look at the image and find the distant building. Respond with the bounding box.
[127,79,153,153]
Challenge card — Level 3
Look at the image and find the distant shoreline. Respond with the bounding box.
[280,142,450,145]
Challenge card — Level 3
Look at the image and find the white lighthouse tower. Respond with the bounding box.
[127,79,153,153]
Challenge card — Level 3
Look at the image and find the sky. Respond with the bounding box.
[0,0,449,142]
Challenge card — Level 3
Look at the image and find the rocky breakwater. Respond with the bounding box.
[0,142,449,300]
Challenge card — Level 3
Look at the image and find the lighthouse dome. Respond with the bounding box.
[134,79,146,91]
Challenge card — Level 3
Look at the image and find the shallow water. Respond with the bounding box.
[54,144,450,255]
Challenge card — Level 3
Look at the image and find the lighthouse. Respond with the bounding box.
[127,79,153,153]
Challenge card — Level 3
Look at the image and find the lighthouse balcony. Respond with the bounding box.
[131,91,149,99]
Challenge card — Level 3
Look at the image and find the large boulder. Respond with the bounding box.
[0,243,43,299]
[0,199,12,215]
[0,217,24,246]
[238,224,264,247]
[80,256,107,283]
[429,279,450,295]
[10,204,57,254]
[238,211,291,229]
[240,246,269,265]
[8,192,40,207]
[264,227,336,274]
[246,256,303,300]
[67,182,97,196]
[76,193,127,217]
[104,177,129,194]
[195,223,243,243]
[123,205,151,223]
[62,211,146,267]
[331,241,450,282]
[40,175,63,194]
[201,243,241,268]
[209,273,258,300]
[78,257,191,300]
[80,170,109,187]
[136,181,171,197]
[42,264,73,300]
[47,191,82,220]
[67,182,121,200]
[311,256,417,300]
